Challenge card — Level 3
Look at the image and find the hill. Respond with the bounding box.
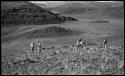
[1,26,82,43]
[46,1,124,19]
[1,1,77,26]
[22,26,81,38]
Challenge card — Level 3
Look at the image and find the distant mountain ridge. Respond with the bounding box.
[45,1,124,19]
[1,1,78,26]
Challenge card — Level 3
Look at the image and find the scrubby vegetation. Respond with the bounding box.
[2,45,124,75]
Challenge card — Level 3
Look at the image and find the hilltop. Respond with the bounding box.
[2,26,82,43]
[46,1,124,19]
[22,26,81,38]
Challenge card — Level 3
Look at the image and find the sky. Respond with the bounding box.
[30,1,123,8]
[30,1,118,4]
[30,1,66,4]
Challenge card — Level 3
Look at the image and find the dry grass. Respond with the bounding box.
[2,45,124,75]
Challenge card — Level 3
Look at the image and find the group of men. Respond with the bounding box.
[30,38,108,52]
[76,38,108,49]
[30,40,41,53]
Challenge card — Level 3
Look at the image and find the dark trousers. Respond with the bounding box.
[77,43,86,50]
[31,46,34,51]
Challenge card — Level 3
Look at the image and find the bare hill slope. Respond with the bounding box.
[1,1,77,26]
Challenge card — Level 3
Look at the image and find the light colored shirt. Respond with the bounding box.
[38,42,41,46]
[80,41,85,45]
[77,41,79,45]
[79,41,83,45]
[30,43,34,47]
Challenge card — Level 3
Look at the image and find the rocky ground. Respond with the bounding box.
[2,45,124,75]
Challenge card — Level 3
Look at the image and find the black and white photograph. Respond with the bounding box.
[1,1,124,75]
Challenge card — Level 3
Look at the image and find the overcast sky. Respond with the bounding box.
[30,1,117,4]
[30,1,123,8]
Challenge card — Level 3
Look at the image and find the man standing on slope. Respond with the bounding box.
[77,38,86,49]
[102,38,108,48]
[30,42,35,51]
[37,40,42,53]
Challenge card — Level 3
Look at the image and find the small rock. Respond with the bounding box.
[118,60,124,69]
[96,71,102,75]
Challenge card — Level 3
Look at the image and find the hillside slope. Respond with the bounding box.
[2,45,124,75]
[1,1,77,26]
[2,26,82,42]
[22,26,81,38]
